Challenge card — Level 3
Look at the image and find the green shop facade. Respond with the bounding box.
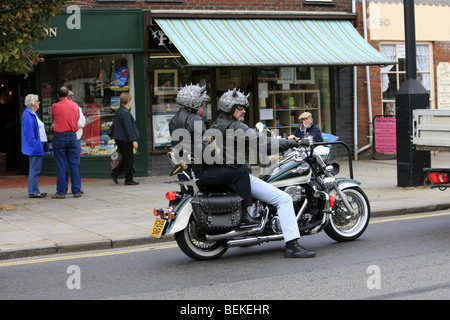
[34,9,148,178]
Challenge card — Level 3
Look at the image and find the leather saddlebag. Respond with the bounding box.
[191,192,243,233]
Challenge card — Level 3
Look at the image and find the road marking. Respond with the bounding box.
[0,243,178,267]
[2,211,449,268]
[370,211,450,224]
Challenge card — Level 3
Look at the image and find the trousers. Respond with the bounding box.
[111,139,135,182]
[53,132,81,195]
[28,153,44,195]
[196,166,252,208]
[249,175,300,243]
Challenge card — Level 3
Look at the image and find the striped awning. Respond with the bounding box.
[155,18,394,66]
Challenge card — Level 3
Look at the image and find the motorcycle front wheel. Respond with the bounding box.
[325,187,370,242]
[174,217,228,260]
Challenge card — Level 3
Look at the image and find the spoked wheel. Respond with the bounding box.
[325,187,370,242]
[174,217,228,260]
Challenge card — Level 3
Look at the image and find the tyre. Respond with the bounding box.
[174,217,228,260]
[325,187,370,242]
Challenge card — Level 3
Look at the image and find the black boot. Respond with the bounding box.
[241,206,259,225]
[284,239,316,258]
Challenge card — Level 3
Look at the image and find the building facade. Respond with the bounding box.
[357,0,450,159]
[0,0,395,177]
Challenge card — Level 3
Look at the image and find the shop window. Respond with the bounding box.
[150,54,212,149]
[257,66,331,136]
[41,54,135,156]
[381,43,433,115]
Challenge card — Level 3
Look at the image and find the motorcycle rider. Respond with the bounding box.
[211,88,316,258]
[168,84,254,221]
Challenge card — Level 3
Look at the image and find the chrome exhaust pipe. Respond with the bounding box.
[205,207,269,242]
[227,235,284,247]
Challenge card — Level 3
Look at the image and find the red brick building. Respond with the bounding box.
[1,0,397,176]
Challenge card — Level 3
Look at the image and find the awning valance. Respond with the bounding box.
[155,18,394,67]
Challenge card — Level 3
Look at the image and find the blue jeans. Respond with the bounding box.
[28,154,44,195]
[53,132,81,195]
[249,175,301,243]
[65,139,81,193]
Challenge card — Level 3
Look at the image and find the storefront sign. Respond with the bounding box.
[35,9,144,54]
[437,62,450,109]
[374,116,396,154]
[374,116,397,154]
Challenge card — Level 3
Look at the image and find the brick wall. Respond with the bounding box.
[65,0,353,12]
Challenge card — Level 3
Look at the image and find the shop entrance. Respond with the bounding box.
[0,75,35,175]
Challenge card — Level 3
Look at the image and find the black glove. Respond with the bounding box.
[293,140,309,147]
[287,140,302,148]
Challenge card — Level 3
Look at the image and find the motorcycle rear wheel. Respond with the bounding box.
[325,187,370,242]
[175,217,228,260]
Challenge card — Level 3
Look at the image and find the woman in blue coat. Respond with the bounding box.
[21,94,48,198]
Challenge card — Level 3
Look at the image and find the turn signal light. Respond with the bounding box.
[166,191,178,201]
[429,172,449,184]
[153,207,175,219]
[328,195,335,208]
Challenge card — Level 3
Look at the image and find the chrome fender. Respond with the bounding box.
[166,201,193,235]
[336,178,361,190]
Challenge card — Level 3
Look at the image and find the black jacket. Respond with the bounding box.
[211,113,298,170]
[169,108,211,164]
[113,105,139,142]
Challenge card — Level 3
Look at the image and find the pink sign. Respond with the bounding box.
[374,117,396,154]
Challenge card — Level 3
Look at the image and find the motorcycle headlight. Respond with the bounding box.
[313,146,330,160]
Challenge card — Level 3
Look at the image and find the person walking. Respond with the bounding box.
[110,92,139,185]
[51,86,82,198]
[21,94,48,198]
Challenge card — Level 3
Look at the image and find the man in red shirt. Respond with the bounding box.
[50,86,82,198]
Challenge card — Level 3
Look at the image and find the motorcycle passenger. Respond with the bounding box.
[168,84,254,222]
[211,88,316,258]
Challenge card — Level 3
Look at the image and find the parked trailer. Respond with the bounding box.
[413,109,450,190]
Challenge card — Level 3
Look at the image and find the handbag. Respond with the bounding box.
[110,150,122,171]
[107,121,115,138]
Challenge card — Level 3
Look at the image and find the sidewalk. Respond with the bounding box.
[1,152,450,260]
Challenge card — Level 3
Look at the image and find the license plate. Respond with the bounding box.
[150,218,167,238]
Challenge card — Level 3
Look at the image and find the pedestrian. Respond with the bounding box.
[212,88,315,258]
[21,94,48,198]
[65,90,85,194]
[51,86,82,198]
[110,92,139,185]
[288,111,323,143]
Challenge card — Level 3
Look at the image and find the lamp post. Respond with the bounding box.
[395,0,430,187]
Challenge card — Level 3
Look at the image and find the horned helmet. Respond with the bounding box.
[175,84,209,110]
[218,88,250,114]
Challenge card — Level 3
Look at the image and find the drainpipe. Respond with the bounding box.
[357,0,374,158]
[352,0,359,160]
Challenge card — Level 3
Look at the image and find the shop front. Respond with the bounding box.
[148,16,393,175]
[34,9,147,178]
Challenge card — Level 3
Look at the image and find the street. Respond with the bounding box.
[1,211,449,302]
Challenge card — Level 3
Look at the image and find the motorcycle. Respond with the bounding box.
[151,127,370,260]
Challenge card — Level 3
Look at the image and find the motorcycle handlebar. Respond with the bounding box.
[299,140,354,179]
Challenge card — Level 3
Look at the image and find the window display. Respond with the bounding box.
[257,66,331,135]
[40,54,135,156]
